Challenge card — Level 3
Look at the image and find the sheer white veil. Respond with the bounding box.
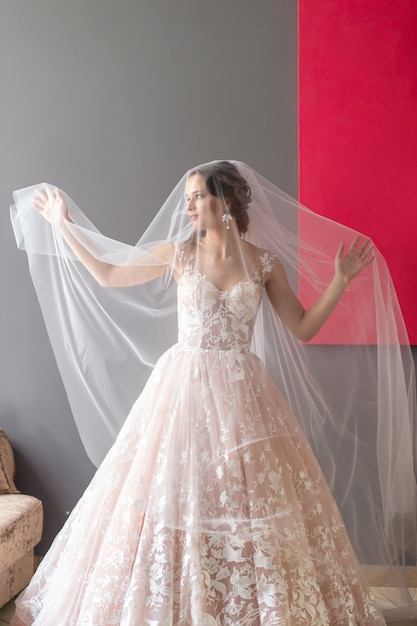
[11,160,417,616]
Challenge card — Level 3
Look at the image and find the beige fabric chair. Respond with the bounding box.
[0,429,43,607]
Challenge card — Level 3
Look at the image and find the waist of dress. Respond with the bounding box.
[166,343,260,382]
[176,341,250,354]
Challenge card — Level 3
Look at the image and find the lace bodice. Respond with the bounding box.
[176,244,275,352]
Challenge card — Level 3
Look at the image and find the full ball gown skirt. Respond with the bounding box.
[12,250,385,625]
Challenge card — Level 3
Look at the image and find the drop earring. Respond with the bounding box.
[222,209,232,229]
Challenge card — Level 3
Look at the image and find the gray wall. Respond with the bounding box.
[0,0,298,552]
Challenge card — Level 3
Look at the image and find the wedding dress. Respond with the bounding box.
[12,242,385,625]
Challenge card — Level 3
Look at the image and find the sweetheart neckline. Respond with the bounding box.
[179,269,262,294]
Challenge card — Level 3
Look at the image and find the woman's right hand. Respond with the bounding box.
[32,183,69,224]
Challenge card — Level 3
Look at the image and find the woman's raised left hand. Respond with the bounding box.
[335,235,374,284]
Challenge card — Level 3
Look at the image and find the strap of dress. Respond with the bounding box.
[259,250,278,282]
[174,240,195,275]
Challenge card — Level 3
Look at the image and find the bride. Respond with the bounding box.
[10,161,416,624]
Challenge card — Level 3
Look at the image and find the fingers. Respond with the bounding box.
[32,189,46,212]
[358,237,373,257]
[40,183,59,204]
[336,242,345,260]
[358,241,374,264]
[343,235,373,260]
[346,234,361,254]
[337,236,375,279]
[32,184,57,219]
[33,184,61,207]
[363,253,375,267]
[33,183,49,204]
[55,188,64,203]
[346,234,371,252]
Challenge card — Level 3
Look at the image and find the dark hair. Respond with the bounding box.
[189,161,252,234]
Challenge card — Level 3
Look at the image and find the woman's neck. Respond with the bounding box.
[201,224,241,259]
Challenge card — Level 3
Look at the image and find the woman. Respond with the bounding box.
[10,161,416,624]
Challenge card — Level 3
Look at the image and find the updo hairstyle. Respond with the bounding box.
[189,161,252,234]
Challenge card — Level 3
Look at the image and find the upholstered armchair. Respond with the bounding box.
[0,429,43,607]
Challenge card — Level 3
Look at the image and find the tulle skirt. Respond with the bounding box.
[12,345,385,625]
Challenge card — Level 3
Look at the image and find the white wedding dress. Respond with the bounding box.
[12,243,385,625]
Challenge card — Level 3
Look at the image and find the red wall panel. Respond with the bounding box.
[299,0,417,343]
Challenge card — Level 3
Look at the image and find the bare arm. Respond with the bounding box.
[265,236,374,342]
[33,184,174,288]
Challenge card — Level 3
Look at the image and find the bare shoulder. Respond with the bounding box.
[239,240,267,263]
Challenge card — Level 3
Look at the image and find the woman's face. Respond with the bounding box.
[184,173,224,231]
